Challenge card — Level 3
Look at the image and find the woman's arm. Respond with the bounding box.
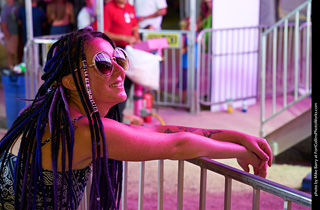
[100,120,269,177]
[74,117,269,177]
[125,124,272,167]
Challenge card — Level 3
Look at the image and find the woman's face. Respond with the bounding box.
[83,38,127,108]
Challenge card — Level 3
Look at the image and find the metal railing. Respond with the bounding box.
[260,0,312,137]
[24,35,60,102]
[117,158,311,210]
[187,158,311,210]
[138,29,193,110]
[195,23,312,115]
[196,26,261,113]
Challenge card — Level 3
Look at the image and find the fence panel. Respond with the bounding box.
[260,0,312,137]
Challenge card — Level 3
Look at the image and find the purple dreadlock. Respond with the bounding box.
[0,27,122,210]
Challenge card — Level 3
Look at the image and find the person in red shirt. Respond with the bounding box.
[104,0,141,48]
[103,0,141,122]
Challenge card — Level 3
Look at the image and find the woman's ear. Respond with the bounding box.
[62,74,77,91]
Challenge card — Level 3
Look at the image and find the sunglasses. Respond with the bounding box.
[80,47,129,77]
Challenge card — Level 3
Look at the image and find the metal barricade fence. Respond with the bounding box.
[196,26,261,113]
[118,158,311,210]
[260,0,312,137]
[137,29,192,110]
[186,158,311,210]
[196,22,311,115]
[24,35,60,102]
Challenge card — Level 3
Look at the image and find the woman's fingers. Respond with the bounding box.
[242,136,273,167]
[237,159,250,173]
[237,150,269,178]
[254,162,268,178]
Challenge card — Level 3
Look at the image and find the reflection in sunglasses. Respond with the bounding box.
[75,48,129,77]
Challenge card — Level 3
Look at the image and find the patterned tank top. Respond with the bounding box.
[0,116,91,210]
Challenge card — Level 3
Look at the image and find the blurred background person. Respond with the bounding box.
[103,0,140,48]
[76,0,96,29]
[18,0,47,45]
[134,0,167,30]
[178,17,198,104]
[46,0,74,35]
[103,0,141,123]
[197,0,212,32]
[1,0,20,69]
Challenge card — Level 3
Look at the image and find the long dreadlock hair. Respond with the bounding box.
[0,27,123,210]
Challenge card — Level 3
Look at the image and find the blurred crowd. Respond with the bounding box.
[0,0,221,71]
[0,0,170,71]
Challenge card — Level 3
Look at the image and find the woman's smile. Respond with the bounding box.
[109,81,123,88]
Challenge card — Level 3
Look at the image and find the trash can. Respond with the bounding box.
[1,75,26,128]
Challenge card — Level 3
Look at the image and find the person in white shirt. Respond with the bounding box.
[134,0,167,30]
[77,0,96,29]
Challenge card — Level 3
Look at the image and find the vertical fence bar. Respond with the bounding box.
[288,25,293,90]
[267,29,273,93]
[122,161,128,210]
[177,160,184,210]
[283,20,288,107]
[283,200,292,210]
[158,160,164,210]
[208,30,213,103]
[224,177,232,210]
[252,188,260,210]
[260,35,267,138]
[164,49,169,103]
[138,161,145,210]
[34,43,41,89]
[172,49,176,103]
[24,44,30,104]
[27,43,35,100]
[196,32,202,113]
[305,2,311,92]
[277,26,283,93]
[272,28,277,114]
[294,11,300,100]
[199,167,207,210]
[96,0,104,32]
[179,46,183,105]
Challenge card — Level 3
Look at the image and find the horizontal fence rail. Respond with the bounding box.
[187,157,312,210]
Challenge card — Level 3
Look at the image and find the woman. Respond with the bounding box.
[76,0,96,30]
[0,27,272,210]
[47,0,74,35]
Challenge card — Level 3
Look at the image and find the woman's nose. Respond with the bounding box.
[111,60,125,76]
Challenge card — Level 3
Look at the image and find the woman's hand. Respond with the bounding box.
[237,133,272,168]
[236,148,268,178]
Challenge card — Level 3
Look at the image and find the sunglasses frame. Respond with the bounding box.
[75,47,129,77]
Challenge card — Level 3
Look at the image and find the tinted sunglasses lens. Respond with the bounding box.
[94,52,113,76]
[114,48,129,71]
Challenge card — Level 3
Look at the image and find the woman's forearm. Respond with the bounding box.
[149,124,272,165]
[169,132,248,161]
[151,125,243,143]
[125,124,272,166]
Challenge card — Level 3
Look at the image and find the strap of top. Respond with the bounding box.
[72,116,85,123]
[41,116,85,146]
